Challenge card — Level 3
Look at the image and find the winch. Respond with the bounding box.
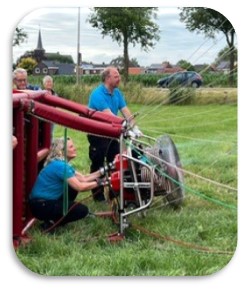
[105,134,184,236]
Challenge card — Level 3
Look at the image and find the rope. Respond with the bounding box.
[140,135,237,192]
[131,223,234,256]
[63,128,69,216]
[41,194,234,256]
[124,139,237,210]
[25,167,234,256]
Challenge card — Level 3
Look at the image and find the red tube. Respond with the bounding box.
[41,93,124,125]
[13,90,125,125]
[22,100,123,138]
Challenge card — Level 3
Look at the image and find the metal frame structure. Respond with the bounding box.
[12,89,184,246]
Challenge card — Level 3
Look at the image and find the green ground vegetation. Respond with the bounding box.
[16,103,237,276]
[28,73,237,106]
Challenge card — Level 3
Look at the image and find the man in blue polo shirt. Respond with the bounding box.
[88,66,142,201]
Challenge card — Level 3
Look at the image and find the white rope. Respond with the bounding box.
[133,139,237,192]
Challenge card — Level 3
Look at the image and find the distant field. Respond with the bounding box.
[124,87,237,105]
[28,74,237,106]
[29,72,237,88]
[16,103,237,276]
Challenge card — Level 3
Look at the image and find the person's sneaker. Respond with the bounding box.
[87,212,96,218]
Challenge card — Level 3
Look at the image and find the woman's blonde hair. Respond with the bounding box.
[44,137,70,166]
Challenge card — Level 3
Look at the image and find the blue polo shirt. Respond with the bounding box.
[30,160,75,200]
[88,84,126,115]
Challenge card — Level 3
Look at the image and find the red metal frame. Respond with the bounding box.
[12,90,125,247]
[12,90,171,246]
[13,109,25,240]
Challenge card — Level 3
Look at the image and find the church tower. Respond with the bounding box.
[33,28,45,63]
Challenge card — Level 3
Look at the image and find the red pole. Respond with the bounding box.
[41,122,51,149]
[13,109,25,239]
[25,116,39,220]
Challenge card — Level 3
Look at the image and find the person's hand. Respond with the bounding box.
[99,162,114,176]
[132,125,143,137]
[99,167,106,176]
[127,125,143,138]
[96,178,109,187]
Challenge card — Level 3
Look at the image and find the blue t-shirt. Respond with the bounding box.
[88,84,126,115]
[30,160,75,200]
[26,84,41,90]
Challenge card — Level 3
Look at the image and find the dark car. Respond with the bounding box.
[157,71,203,88]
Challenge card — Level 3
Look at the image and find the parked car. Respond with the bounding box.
[157,71,203,88]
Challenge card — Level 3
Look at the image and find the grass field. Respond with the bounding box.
[16,103,237,276]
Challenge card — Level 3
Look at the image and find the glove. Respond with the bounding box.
[127,125,143,138]
[99,163,114,176]
[132,125,143,137]
[96,178,109,187]
[99,167,106,176]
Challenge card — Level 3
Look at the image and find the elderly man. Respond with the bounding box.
[13,68,40,90]
[87,66,142,202]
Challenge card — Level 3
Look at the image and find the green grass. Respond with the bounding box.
[16,103,237,276]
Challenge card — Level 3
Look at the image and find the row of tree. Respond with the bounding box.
[13,7,236,84]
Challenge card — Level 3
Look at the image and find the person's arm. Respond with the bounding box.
[121,106,135,126]
[67,176,98,192]
[12,135,18,149]
[121,106,143,137]
[75,170,102,182]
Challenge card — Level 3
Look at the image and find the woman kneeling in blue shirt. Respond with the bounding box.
[29,137,105,232]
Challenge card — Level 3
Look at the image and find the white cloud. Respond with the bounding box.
[13,7,229,66]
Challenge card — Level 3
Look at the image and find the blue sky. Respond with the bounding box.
[12,7,230,66]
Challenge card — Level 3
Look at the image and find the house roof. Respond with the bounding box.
[216,61,230,70]
[148,63,164,69]
[43,61,75,75]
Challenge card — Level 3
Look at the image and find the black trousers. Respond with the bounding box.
[29,186,89,226]
[87,134,119,201]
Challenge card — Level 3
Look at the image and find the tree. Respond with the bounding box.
[15,51,35,67]
[215,46,237,65]
[88,7,160,82]
[177,59,195,71]
[130,57,140,68]
[17,57,37,75]
[13,27,27,47]
[110,56,140,69]
[179,8,236,85]
[45,52,74,64]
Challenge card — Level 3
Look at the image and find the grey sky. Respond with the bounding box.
[12,7,230,66]
[2,1,244,289]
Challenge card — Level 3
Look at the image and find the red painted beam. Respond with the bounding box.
[22,100,124,138]
[13,110,25,238]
